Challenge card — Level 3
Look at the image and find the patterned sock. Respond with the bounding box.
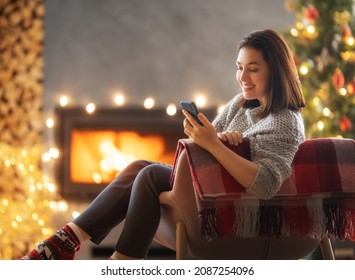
[20,224,81,260]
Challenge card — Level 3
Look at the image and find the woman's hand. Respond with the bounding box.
[182,110,220,152]
[217,131,243,146]
[183,110,257,190]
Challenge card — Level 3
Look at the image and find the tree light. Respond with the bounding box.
[317,121,325,131]
[338,88,347,96]
[323,108,331,117]
[346,36,354,46]
[290,28,299,37]
[299,64,309,75]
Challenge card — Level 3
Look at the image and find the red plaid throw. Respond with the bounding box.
[170,138,355,241]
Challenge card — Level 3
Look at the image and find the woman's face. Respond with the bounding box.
[236,47,270,106]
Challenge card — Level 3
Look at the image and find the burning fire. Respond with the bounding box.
[70,130,175,184]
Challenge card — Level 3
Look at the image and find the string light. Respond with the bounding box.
[49,148,59,159]
[217,104,226,115]
[47,183,56,192]
[143,97,155,109]
[41,152,51,162]
[86,102,96,114]
[113,92,125,106]
[166,103,177,116]
[58,201,68,211]
[46,117,54,128]
[195,94,207,108]
[59,95,69,107]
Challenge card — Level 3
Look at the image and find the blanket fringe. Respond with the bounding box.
[233,200,260,238]
[199,197,355,242]
[199,209,221,242]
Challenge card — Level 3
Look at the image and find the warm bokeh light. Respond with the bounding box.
[114,92,125,106]
[346,36,354,46]
[41,152,51,162]
[217,105,225,115]
[317,121,325,131]
[0,143,60,259]
[323,108,331,117]
[166,104,177,116]
[86,103,96,113]
[299,64,309,75]
[72,211,80,219]
[58,201,68,211]
[46,117,54,128]
[59,95,69,107]
[338,88,347,96]
[49,148,59,159]
[143,97,155,109]
[47,183,56,193]
[306,25,315,35]
[290,28,299,37]
[195,95,207,108]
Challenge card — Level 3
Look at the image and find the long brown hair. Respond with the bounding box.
[238,29,306,118]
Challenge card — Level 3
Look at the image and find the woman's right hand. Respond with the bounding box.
[217,131,243,146]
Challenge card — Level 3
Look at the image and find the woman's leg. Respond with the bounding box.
[21,160,155,260]
[113,163,173,259]
[73,160,157,244]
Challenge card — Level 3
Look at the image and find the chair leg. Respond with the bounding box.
[319,236,335,260]
[176,221,188,260]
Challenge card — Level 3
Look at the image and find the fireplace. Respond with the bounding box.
[54,106,216,199]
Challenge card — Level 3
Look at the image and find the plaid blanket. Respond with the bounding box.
[170,138,355,242]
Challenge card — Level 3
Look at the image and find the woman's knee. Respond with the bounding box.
[125,160,153,171]
[135,163,172,193]
[108,160,153,187]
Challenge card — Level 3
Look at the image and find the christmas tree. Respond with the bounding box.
[284,0,355,139]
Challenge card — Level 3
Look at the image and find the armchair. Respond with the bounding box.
[154,138,355,259]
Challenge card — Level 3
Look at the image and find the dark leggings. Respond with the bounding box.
[73,160,173,258]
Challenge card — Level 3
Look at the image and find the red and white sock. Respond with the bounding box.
[20,224,81,260]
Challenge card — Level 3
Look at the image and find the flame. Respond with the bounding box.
[70,130,174,184]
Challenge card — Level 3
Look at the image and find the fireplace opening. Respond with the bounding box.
[70,129,177,184]
[54,106,216,200]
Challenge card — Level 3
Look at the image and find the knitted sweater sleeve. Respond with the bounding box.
[246,111,305,199]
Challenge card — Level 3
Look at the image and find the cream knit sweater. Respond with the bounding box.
[212,93,305,199]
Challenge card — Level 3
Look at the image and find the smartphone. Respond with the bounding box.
[180,100,203,126]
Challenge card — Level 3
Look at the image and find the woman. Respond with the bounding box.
[21,29,306,260]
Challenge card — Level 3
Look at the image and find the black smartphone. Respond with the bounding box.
[180,100,203,126]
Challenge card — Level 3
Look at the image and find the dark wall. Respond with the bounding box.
[44,0,294,110]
